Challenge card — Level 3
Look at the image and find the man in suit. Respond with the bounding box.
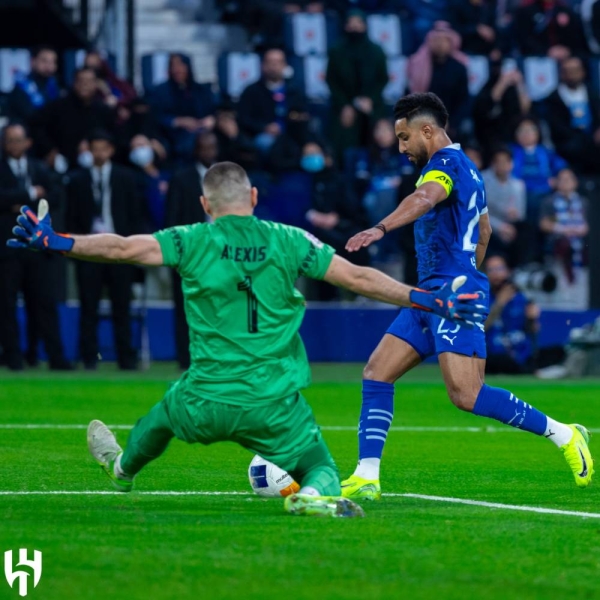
[545,56,600,174]
[237,48,306,154]
[164,131,217,369]
[67,130,142,370]
[0,123,71,371]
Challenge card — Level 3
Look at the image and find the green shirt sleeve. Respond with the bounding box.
[153,226,187,268]
[292,228,335,280]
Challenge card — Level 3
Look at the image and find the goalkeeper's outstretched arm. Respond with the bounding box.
[69,234,164,266]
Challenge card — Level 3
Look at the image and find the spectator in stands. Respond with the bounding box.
[403,0,450,49]
[540,168,589,285]
[326,10,388,164]
[482,146,531,266]
[268,104,319,171]
[303,141,370,299]
[406,22,470,137]
[214,104,258,169]
[238,48,305,156]
[7,45,60,124]
[514,0,587,58]
[463,141,484,170]
[66,130,142,370]
[581,0,600,54]
[129,134,169,231]
[545,56,600,175]
[511,116,567,221]
[0,123,71,371]
[449,0,497,55]
[484,255,540,375]
[165,131,217,369]
[30,67,116,169]
[83,50,137,112]
[473,59,531,160]
[148,53,216,163]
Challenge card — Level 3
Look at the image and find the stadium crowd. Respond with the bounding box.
[0,0,597,370]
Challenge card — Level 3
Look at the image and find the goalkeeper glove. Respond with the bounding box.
[7,199,74,253]
[409,276,486,329]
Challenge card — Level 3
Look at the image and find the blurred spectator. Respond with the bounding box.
[7,45,60,124]
[165,131,217,370]
[66,130,142,370]
[545,56,600,175]
[268,104,319,171]
[581,0,600,53]
[514,0,586,58]
[403,0,450,49]
[83,51,137,112]
[129,134,169,231]
[539,168,588,285]
[326,10,388,163]
[473,59,531,160]
[303,141,370,299]
[449,0,497,55]
[238,48,305,156]
[0,123,71,371]
[511,116,567,220]
[214,104,258,169]
[30,67,116,169]
[463,141,484,170]
[148,53,216,163]
[482,146,531,266]
[407,22,470,137]
[484,255,540,375]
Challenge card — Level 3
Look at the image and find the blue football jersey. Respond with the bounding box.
[413,143,490,299]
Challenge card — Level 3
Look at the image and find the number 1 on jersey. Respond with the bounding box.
[237,276,258,333]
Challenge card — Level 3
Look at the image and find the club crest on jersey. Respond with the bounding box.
[304,231,324,248]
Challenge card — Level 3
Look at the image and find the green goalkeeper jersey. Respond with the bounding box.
[154,215,335,405]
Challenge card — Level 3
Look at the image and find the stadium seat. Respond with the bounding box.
[367,14,402,58]
[291,54,330,103]
[284,12,338,57]
[467,55,489,97]
[217,52,261,101]
[588,57,600,96]
[523,57,558,102]
[383,56,408,105]
[0,48,30,93]
[63,49,117,87]
[141,52,193,93]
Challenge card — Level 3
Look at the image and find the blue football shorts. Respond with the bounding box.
[386,308,487,359]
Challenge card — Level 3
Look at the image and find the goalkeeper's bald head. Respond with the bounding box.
[201,161,257,217]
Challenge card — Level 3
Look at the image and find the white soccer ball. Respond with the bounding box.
[248,455,300,498]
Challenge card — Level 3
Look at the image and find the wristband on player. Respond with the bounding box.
[374,223,387,236]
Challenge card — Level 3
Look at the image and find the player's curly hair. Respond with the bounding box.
[393,93,449,128]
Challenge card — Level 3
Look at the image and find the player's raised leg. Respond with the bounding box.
[438,352,594,487]
[342,330,423,501]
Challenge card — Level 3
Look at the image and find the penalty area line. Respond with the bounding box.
[0,490,598,520]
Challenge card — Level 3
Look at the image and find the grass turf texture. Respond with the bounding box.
[1,364,600,600]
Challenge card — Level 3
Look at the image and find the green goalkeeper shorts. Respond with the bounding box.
[157,376,331,474]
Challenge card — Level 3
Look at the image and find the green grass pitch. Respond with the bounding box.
[1,364,600,600]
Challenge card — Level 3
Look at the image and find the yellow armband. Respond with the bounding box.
[416,170,454,196]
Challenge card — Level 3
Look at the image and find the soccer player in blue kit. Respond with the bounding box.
[342,93,594,499]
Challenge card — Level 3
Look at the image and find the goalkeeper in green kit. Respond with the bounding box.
[8,161,486,518]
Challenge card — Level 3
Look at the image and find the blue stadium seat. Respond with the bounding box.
[284,12,339,57]
[467,55,490,97]
[523,56,558,102]
[217,52,261,101]
[63,49,117,87]
[588,57,600,96]
[367,14,402,58]
[383,56,408,104]
[0,48,30,93]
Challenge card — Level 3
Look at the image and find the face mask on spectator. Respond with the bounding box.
[129,145,154,167]
[78,150,94,169]
[301,154,325,173]
[53,153,68,174]
[254,132,276,153]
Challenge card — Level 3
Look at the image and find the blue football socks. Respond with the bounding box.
[358,379,395,460]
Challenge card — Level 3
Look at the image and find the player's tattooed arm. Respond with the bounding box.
[476,212,492,269]
[345,181,447,252]
[69,234,165,266]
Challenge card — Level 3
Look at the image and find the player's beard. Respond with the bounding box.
[413,142,429,168]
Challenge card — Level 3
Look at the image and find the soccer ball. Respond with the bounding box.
[248,455,300,498]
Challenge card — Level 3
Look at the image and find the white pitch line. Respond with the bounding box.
[0,490,598,520]
[3,424,599,434]
[390,493,600,519]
